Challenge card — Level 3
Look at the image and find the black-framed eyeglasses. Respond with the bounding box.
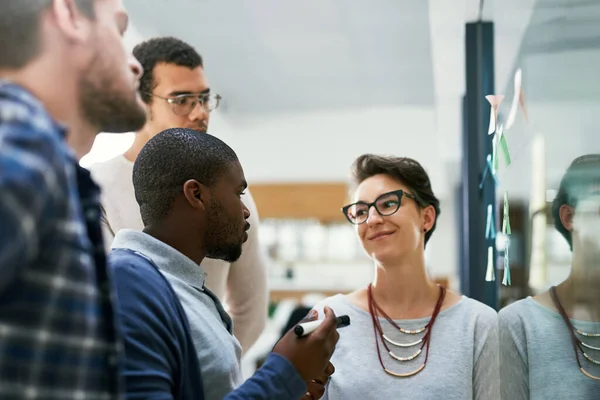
[149,92,222,116]
[341,189,421,225]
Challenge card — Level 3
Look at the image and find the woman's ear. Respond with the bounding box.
[183,179,208,212]
[559,204,575,232]
[422,204,436,233]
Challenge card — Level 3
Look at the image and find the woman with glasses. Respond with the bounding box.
[313,154,499,399]
[499,155,600,400]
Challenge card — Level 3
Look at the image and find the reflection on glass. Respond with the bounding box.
[499,155,600,399]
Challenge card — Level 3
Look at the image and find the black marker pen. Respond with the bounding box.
[294,315,351,337]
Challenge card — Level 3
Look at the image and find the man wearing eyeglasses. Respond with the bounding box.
[88,37,268,354]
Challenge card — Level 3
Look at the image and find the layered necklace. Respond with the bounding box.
[367,284,446,378]
[549,286,600,381]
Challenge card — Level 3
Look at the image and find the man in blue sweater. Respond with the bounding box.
[110,128,339,399]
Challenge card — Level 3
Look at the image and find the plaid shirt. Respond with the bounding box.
[0,82,123,399]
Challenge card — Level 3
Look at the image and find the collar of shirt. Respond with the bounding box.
[0,80,76,161]
[111,229,207,291]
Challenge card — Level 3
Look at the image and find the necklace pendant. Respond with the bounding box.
[388,348,422,362]
[577,329,600,338]
[580,341,600,352]
[383,334,422,348]
[580,367,600,381]
[582,352,600,365]
[399,326,426,335]
[383,364,426,378]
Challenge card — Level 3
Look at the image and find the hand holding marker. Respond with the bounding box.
[295,314,351,337]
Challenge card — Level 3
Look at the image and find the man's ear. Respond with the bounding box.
[52,0,94,45]
[183,179,208,212]
[559,204,575,232]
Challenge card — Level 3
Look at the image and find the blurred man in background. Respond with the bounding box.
[0,0,146,397]
[89,36,268,352]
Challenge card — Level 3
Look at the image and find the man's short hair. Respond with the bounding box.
[552,154,600,250]
[0,0,94,69]
[133,128,239,226]
[132,37,204,104]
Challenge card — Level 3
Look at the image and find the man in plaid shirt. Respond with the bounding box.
[0,0,146,398]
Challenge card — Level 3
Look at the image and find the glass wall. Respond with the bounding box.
[494,0,600,397]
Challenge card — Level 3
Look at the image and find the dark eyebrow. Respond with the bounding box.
[240,180,248,191]
[353,189,413,205]
[168,88,211,97]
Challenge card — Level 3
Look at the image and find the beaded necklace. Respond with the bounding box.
[367,284,446,378]
[549,286,600,381]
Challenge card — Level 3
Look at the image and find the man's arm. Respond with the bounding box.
[0,128,57,295]
[225,190,269,351]
[99,204,116,253]
[224,306,339,400]
[224,354,306,400]
[87,164,116,254]
[111,252,196,400]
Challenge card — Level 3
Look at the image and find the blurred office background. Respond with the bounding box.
[81,0,600,376]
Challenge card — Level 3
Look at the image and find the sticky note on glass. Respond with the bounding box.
[485,204,496,239]
[486,246,495,282]
[505,69,522,130]
[502,192,511,235]
[502,254,511,286]
[505,68,529,130]
[479,154,498,189]
[502,237,511,286]
[499,128,511,167]
[485,95,505,135]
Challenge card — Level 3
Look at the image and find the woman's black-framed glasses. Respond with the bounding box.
[341,189,420,225]
[149,92,222,116]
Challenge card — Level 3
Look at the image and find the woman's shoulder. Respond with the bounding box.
[499,296,532,314]
[443,298,499,346]
[454,296,499,326]
[312,292,363,318]
[442,291,498,323]
[460,296,498,313]
[314,292,349,307]
[498,296,549,332]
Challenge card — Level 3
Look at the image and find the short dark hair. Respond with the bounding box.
[351,154,441,246]
[0,0,94,69]
[133,128,239,226]
[132,37,204,104]
[552,154,600,250]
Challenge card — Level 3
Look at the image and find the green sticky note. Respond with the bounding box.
[492,133,499,172]
[502,260,511,286]
[500,133,511,167]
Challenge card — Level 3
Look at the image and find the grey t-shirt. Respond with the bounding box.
[314,294,499,400]
[499,297,600,400]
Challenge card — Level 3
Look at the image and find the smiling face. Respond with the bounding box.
[352,174,436,264]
